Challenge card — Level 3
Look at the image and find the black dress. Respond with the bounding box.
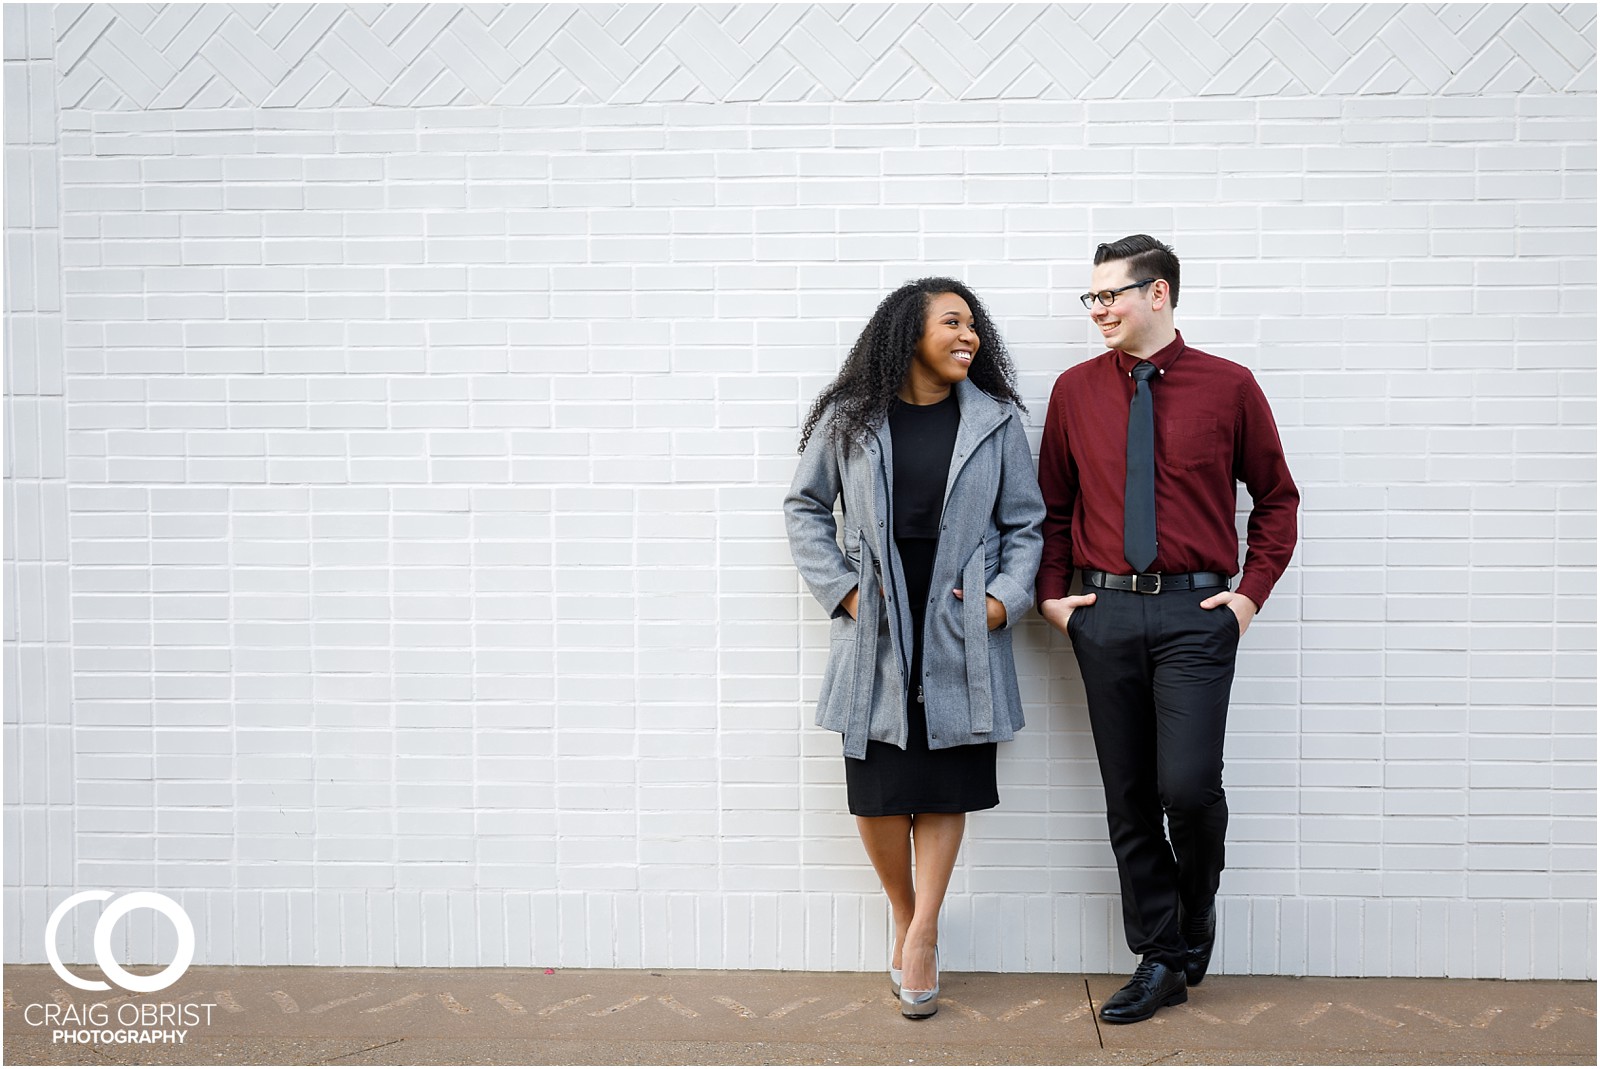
[845,392,1000,817]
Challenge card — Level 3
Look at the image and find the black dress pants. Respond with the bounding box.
[1067,580,1240,971]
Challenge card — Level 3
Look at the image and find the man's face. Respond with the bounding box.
[1087,260,1161,354]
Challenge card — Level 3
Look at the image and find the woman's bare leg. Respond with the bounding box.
[855,815,915,970]
[901,812,965,991]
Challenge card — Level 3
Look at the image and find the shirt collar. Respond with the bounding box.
[1113,330,1186,376]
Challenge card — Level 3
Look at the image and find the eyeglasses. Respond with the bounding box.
[1079,278,1156,310]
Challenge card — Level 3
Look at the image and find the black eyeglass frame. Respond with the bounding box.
[1079,278,1157,310]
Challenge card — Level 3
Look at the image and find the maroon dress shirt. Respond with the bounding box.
[1036,331,1299,610]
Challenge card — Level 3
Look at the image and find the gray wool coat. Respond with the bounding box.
[784,378,1047,760]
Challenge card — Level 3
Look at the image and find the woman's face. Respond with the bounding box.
[909,292,980,392]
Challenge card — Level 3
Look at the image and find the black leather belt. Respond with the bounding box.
[1082,569,1230,595]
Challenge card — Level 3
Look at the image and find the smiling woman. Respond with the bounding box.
[902,292,980,404]
[784,278,1046,1021]
[796,279,1026,459]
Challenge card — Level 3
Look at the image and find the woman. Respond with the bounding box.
[784,279,1045,1018]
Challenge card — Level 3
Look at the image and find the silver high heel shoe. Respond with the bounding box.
[889,963,902,996]
[898,947,939,1019]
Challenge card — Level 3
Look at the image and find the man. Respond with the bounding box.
[1036,235,1298,1023]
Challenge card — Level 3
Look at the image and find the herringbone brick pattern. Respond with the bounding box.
[57,3,1597,111]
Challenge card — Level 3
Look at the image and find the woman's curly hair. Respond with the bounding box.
[798,278,1025,454]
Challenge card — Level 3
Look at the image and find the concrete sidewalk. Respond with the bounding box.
[4,964,1594,1065]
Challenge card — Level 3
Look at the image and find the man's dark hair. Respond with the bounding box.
[798,277,1025,454]
[1094,234,1180,308]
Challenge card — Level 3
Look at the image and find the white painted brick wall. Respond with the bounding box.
[4,4,1596,978]
[4,1,76,969]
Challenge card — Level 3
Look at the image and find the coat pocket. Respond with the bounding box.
[985,626,1024,731]
[962,542,993,634]
[816,550,871,733]
[842,525,862,563]
[815,615,855,730]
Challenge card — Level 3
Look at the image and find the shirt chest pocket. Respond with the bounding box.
[1164,416,1222,472]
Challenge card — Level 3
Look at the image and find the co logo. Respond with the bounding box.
[45,891,195,993]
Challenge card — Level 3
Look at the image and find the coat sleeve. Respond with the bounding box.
[783,421,861,619]
[986,412,1047,630]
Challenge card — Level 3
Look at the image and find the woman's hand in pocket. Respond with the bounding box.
[840,585,884,621]
[953,589,1007,631]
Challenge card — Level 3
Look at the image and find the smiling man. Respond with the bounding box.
[1036,235,1299,1023]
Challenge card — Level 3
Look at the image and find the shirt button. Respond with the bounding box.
[878,521,884,527]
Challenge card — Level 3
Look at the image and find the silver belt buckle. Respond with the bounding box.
[1132,572,1162,595]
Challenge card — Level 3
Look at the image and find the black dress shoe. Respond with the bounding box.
[1182,903,1217,986]
[1098,960,1187,1024]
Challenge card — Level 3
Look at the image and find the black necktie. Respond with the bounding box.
[1124,361,1159,573]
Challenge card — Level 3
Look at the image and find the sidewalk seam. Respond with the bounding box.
[324,1037,406,1064]
[1086,977,1103,1049]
